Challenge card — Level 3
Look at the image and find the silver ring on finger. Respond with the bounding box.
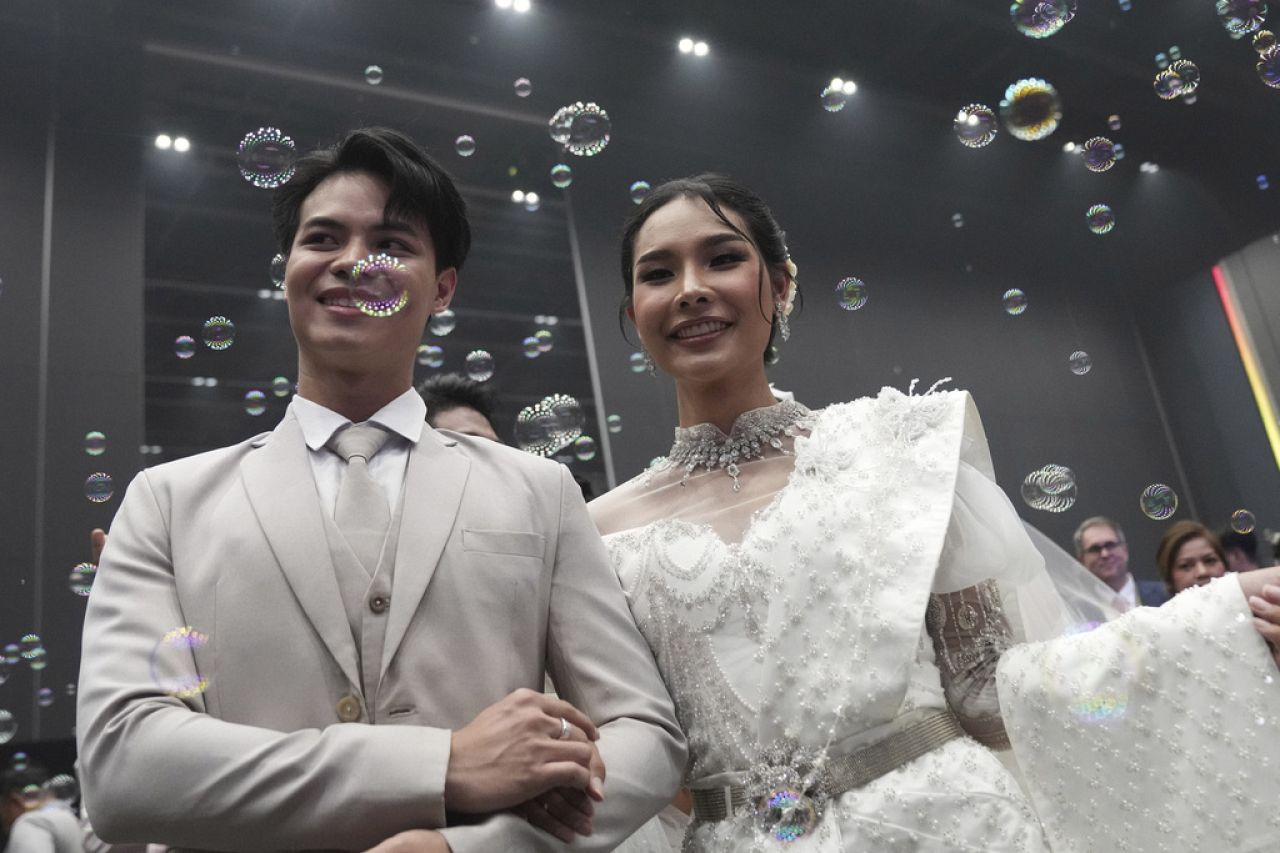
[557,716,571,740]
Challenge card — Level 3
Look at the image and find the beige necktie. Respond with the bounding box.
[328,423,393,572]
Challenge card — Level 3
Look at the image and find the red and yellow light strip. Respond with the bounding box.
[1213,264,1280,471]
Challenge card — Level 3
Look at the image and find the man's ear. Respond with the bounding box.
[432,268,459,313]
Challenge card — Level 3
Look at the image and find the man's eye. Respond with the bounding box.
[302,233,335,246]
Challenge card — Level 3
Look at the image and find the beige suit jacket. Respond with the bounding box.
[76,411,685,852]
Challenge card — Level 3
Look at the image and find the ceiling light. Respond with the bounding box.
[693,41,709,56]
[257,289,272,300]
[512,189,526,203]
[206,377,218,387]
[1140,161,1159,173]
[154,134,172,150]
[830,77,845,90]
[678,37,694,54]
[1063,141,1076,152]
[512,0,531,12]
[173,136,190,153]
[841,80,857,95]
[495,0,512,7]
[524,191,540,205]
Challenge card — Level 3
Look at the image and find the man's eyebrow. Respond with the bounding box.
[298,216,419,235]
[634,231,747,266]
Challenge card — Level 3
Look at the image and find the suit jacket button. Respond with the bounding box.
[369,595,389,614]
[336,695,361,722]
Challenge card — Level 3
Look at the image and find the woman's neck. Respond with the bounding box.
[674,373,779,434]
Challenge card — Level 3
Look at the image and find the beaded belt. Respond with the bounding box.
[690,710,964,840]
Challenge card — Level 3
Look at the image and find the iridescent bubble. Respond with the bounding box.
[1107,114,1122,131]
[64,683,75,696]
[999,78,1062,141]
[1154,60,1201,100]
[629,181,651,204]
[19,635,40,659]
[550,163,573,188]
[46,774,77,803]
[150,626,211,698]
[84,430,106,456]
[1069,351,1093,375]
[1087,204,1116,235]
[243,390,267,416]
[607,414,622,434]
[2,645,17,665]
[454,135,476,157]
[271,376,292,397]
[69,562,96,596]
[9,752,25,770]
[628,352,648,374]
[428,308,457,336]
[1021,464,1078,512]
[416,344,444,368]
[522,336,542,358]
[270,253,287,288]
[548,102,612,157]
[203,316,235,351]
[1255,29,1277,51]
[0,661,9,686]
[1140,483,1179,520]
[514,77,532,97]
[19,785,41,808]
[1002,288,1027,315]
[1231,509,1257,534]
[1260,175,1272,191]
[1257,46,1280,88]
[175,335,197,359]
[757,789,819,843]
[464,349,495,382]
[1153,69,1180,100]
[1010,0,1077,38]
[821,85,848,112]
[27,647,46,671]
[350,252,410,317]
[573,435,597,461]
[1218,0,1268,38]
[953,104,999,148]
[85,472,114,503]
[36,688,54,708]
[364,64,384,85]
[534,328,554,353]
[515,394,585,456]
[236,127,297,189]
[835,277,868,311]
[952,213,965,228]
[1082,137,1116,172]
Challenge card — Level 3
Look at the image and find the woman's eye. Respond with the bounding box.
[638,268,671,282]
[711,252,744,266]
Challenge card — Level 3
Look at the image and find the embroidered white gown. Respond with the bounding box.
[591,389,1280,852]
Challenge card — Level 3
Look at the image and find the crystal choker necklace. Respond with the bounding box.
[647,399,812,492]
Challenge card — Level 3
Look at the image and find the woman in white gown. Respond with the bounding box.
[588,175,1280,851]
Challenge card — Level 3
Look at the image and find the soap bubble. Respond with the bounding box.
[19,635,40,660]
[454,135,476,157]
[417,344,444,368]
[203,316,235,351]
[1082,137,1116,172]
[521,336,541,358]
[1257,46,1280,88]
[573,436,597,461]
[550,163,573,188]
[69,562,96,596]
[1021,464,1078,512]
[85,473,114,503]
[0,662,9,686]
[1140,484,1179,520]
[36,688,54,708]
[84,431,106,456]
[1255,29,1277,52]
[607,414,622,433]
[26,647,46,671]
[150,626,211,698]
[428,308,457,336]
[1107,114,1122,131]
[2,646,17,665]
[1260,175,1272,191]
[999,78,1062,141]
[952,213,965,228]
[1154,60,1201,100]
[271,376,292,397]
[19,785,41,807]
[465,349,495,382]
[1011,0,1077,38]
[243,390,267,416]
[629,181,651,204]
[514,77,532,97]
[821,84,848,112]
[953,104,999,148]
[236,127,296,189]
[835,277,868,311]
[533,329,554,353]
[364,64,384,85]
[0,712,15,745]
[629,352,648,374]
[514,394,585,456]
[1002,288,1027,315]
[270,253,287,288]
[1087,204,1116,235]
[1232,508,1257,533]
[350,252,410,317]
[1218,0,1267,38]
[174,335,196,359]
[1069,351,1093,375]
[548,102,611,156]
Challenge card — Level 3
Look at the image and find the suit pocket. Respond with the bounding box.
[462,528,545,559]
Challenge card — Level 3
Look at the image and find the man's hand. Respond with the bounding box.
[514,739,607,842]
[445,688,603,817]
[90,528,107,564]
[362,830,450,853]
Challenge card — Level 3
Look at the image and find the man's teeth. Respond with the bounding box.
[321,295,357,307]
[674,321,728,339]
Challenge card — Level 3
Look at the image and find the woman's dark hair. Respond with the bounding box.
[1156,520,1227,594]
[617,174,795,359]
[271,127,472,272]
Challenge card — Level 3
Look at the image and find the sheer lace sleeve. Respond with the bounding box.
[926,579,1013,749]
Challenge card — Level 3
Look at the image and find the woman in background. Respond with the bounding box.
[1157,520,1228,597]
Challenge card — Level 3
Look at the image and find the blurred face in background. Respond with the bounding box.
[1170,536,1225,594]
[1079,523,1130,591]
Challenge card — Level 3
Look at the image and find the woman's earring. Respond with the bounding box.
[642,347,656,376]
[774,300,791,342]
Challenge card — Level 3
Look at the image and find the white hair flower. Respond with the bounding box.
[782,256,799,317]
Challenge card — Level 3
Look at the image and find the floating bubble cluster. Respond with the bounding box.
[1082,137,1117,172]
[515,394,586,456]
[150,626,211,698]
[513,77,532,97]
[835,277,869,310]
[953,104,999,148]
[1010,0,1077,38]
[1140,483,1179,520]
[1257,46,1280,88]
[69,562,96,596]
[999,78,1062,141]
[533,328,554,353]
[85,472,114,503]
[428,308,457,336]
[1087,204,1116,234]
[351,253,410,317]
[1153,60,1201,100]
[175,335,196,359]
[236,127,297,189]
[243,390,267,416]
[203,316,235,351]
[1218,0,1268,38]
[1232,508,1257,534]
[1021,464,1078,512]
[454,135,476,157]
[629,181,651,204]
[1069,351,1093,375]
[20,635,42,660]
[416,344,444,368]
[550,163,573,188]
[574,435,597,461]
[548,102,612,156]
[364,64,383,85]
[1002,288,1028,315]
[465,349,495,382]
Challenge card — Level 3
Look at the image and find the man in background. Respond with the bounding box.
[1074,516,1170,608]
[1,765,82,853]
[418,373,501,442]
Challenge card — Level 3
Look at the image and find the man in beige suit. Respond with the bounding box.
[76,127,686,852]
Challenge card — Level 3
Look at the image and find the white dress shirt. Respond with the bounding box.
[1117,572,1138,610]
[289,389,426,518]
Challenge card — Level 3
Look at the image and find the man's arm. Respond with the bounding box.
[77,472,450,851]
[437,466,687,853]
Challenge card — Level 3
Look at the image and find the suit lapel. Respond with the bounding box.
[241,413,362,690]
[379,428,470,683]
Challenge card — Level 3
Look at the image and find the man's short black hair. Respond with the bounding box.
[418,373,497,429]
[271,127,472,271]
[1217,525,1259,562]
[0,762,48,798]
